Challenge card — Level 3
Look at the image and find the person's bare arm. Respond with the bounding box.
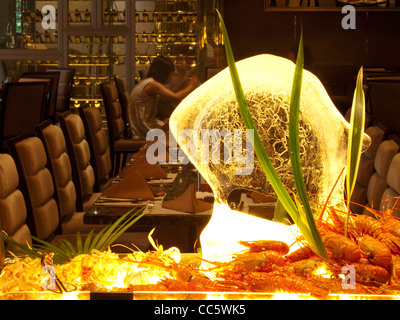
[144,76,200,104]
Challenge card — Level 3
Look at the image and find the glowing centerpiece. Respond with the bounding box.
[170,53,369,261]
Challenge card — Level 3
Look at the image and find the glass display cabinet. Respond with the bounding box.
[134,0,198,82]
[0,0,223,113]
[134,0,224,83]
[67,0,128,109]
[68,34,126,109]
[0,0,59,75]
[2,0,58,51]
[68,0,92,26]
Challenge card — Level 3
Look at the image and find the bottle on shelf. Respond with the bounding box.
[74,9,82,22]
[85,9,91,22]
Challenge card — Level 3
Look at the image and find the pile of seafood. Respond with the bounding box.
[2,211,400,299]
[203,212,400,298]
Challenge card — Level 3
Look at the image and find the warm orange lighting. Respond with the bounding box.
[199,202,300,264]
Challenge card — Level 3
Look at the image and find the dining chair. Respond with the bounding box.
[18,77,52,120]
[7,134,63,241]
[78,103,113,192]
[114,75,131,137]
[0,153,32,246]
[362,139,399,216]
[0,81,48,152]
[100,83,146,176]
[20,71,60,122]
[7,134,150,252]
[115,75,150,140]
[46,67,75,116]
[58,111,100,212]
[35,119,106,234]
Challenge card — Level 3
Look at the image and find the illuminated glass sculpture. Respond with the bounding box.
[170,54,370,260]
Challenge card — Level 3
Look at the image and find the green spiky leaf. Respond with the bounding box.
[288,29,328,258]
[216,9,328,260]
[345,67,365,236]
[0,206,150,265]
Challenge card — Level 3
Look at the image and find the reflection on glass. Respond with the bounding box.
[103,0,126,25]
[85,9,91,22]
[1,1,58,50]
[68,31,126,112]
[1,60,59,79]
[74,9,82,22]
[68,0,91,25]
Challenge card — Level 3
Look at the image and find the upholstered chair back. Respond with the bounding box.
[0,82,48,152]
[100,83,146,175]
[59,112,99,212]
[36,120,77,223]
[46,68,75,114]
[20,71,60,122]
[114,76,131,137]
[0,153,32,246]
[7,136,60,241]
[101,83,125,142]
[79,104,113,192]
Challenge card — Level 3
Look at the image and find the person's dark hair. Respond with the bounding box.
[147,56,175,84]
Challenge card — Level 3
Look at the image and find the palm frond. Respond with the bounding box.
[0,205,150,264]
[76,232,83,253]
[83,229,95,253]
[0,232,42,260]
[88,227,108,252]
[92,207,147,251]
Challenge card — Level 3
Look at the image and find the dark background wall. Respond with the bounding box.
[223,0,400,114]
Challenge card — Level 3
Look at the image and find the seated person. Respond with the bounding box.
[129,56,200,139]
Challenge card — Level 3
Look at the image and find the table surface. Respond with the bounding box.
[83,163,214,227]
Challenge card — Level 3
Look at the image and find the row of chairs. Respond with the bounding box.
[0,68,75,153]
[0,69,143,177]
[0,105,150,253]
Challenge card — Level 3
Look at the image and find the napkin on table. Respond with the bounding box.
[162,183,213,213]
[102,169,156,200]
[119,156,168,179]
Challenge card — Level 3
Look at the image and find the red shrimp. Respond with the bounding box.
[354,263,390,283]
[358,235,392,268]
[376,232,400,253]
[391,255,400,284]
[161,278,207,291]
[243,272,328,298]
[211,250,286,273]
[383,217,400,238]
[238,240,290,255]
[322,232,361,262]
[354,215,385,238]
[189,275,247,291]
[285,244,315,262]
